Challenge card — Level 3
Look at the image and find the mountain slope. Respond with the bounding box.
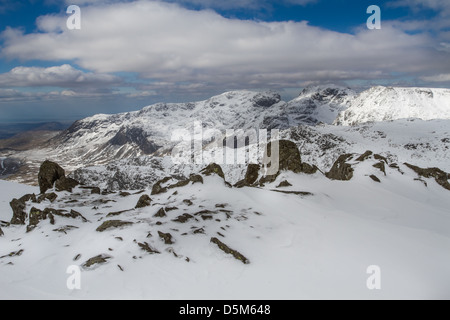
[335,86,450,126]
[1,155,449,299]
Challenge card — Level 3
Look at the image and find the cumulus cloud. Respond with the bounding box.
[0,64,121,88]
[0,0,449,98]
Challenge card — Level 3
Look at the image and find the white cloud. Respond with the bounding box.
[0,64,121,88]
[1,0,449,94]
[421,73,450,82]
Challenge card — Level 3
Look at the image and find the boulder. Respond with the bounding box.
[276,180,292,188]
[151,177,172,195]
[135,194,152,209]
[370,175,381,183]
[0,227,3,237]
[9,198,27,225]
[158,231,174,245]
[38,160,66,194]
[200,163,225,179]
[325,154,354,181]
[55,176,79,193]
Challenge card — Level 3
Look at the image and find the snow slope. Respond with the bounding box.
[0,157,449,300]
[335,86,450,126]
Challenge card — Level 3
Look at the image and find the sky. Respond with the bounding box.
[0,0,449,123]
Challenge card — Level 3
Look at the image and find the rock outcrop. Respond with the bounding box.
[38,160,79,194]
[325,154,354,181]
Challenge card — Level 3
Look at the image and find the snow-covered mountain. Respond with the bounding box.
[1,85,450,187]
[286,85,356,125]
[335,86,450,126]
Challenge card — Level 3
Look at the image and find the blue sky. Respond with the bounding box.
[0,0,449,122]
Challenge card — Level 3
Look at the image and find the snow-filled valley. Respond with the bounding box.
[1,85,450,300]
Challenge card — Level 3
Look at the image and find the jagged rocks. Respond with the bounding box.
[210,237,250,264]
[96,220,133,232]
[172,213,194,223]
[138,242,160,254]
[373,162,386,176]
[200,163,225,179]
[158,231,174,245]
[325,154,354,181]
[355,150,373,162]
[38,160,66,194]
[276,180,292,188]
[9,198,27,225]
[54,176,79,193]
[37,192,58,203]
[82,254,112,269]
[154,208,167,218]
[234,164,260,188]
[258,140,317,186]
[135,195,152,209]
[405,163,450,191]
[151,177,171,195]
[27,207,45,232]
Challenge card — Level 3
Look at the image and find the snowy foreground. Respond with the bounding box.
[1,159,449,300]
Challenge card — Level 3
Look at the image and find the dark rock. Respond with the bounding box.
[37,192,58,203]
[82,254,111,269]
[276,180,292,188]
[53,225,79,234]
[200,163,225,179]
[119,191,131,197]
[210,237,250,264]
[355,150,373,162]
[189,174,204,184]
[0,227,3,237]
[96,220,133,232]
[69,210,88,222]
[158,231,174,245]
[373,162,386,176]
[54,176,79,193]
[9,198,27,225]
[0,249,24,259]
[273,140,303,173]
[151,177,172,195]
[370,175,381,183]
[215,203,228,208]
[27,207,45,232]
[245,164,260,185]
[325,154,354,181]
[19,194,37,203]
[270,190,313,196]
[135,195,152,208]
[107,209,133,218]
[300,163,318,174]
[258,140,316,185]
[38,160,66,194]
[91,187,101,195]
[374,154,388,163]
[193,228,205,234]
[183,199,193,206]
[405,163,450,191]
[138,242,160,254]
[172,213,194,223]
[154,208,167,218]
